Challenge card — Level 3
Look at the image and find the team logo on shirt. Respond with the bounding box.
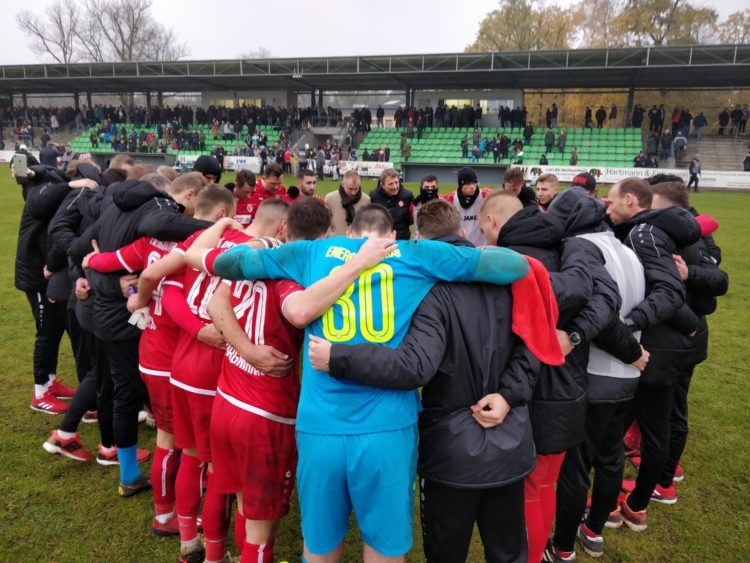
[398,201,404,207]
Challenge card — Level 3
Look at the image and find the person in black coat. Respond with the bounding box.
[16,165,99,413]
[606,177,700,530]
[718,108,729,135]
[479,191,622,562]
[546,186,650,559]
[595,106,607,129]
[70,175,211,492]
[648,180,728,502]
[309,200,540,563]
[369,168,413,240]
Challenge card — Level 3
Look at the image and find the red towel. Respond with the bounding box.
[511,257,564,366]
[695,214,719,237]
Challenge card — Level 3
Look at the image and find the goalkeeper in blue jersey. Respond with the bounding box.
[213,204,529,562]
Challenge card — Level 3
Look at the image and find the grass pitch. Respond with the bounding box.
[0,173,748,561]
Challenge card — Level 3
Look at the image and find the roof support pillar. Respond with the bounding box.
[311,89,316,108]
[626,85,635,128]
[145,90,151,109]
[73,92,79,111]
[86,91,92,109]
[22,93,27,109]
[157,91,163,107]
[318,89,323,109]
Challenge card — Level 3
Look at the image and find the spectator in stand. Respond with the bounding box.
[633,151,647,168]
[546,107,553,128]
[585,107,593,129]
[545,128,555,154]
[325,170,370,236]
[647,154,659,168]
[646,132,658,157]
[687,156,701,192]
[673,130,688,160]
[718,108,730,135]
[50,114,59,133]
[609,104,618,128]
[540,154,549,165]
[743,150,750,172]
[551,103,559,128]
[557,130,567,156]
[659,131,673,163]
[648,105,660,132]
[632,104,645,128]
[460,135,469,159]
[376,106,385,128]
[731,105,744,136]
[524,123,534,145]
[402,142,411,163]
[693,112,708,141]
[595,106,607,128]
[569,147,578,166]
[741,104,749,134]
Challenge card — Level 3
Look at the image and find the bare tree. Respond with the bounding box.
[717,10,750,44]
[16,0,80,64]
[16,0,189,64]
[77,0,189,62]
[240,47,272,59]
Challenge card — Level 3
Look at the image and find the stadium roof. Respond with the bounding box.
[1,44,749,95]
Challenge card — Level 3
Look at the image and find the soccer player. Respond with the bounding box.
[212,204,530,562]
[478,192,620,562]
[233,170,257,226]
[605,178,700,532]
[182,198,395,563]
[130,197,291,563]
[78,175,218,535]
[238,163,290,224]
[307,200,547,562]
[287,168,319,201]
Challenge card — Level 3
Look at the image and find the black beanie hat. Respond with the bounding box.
[192,155,222,183]
[570,172,597,193]
[457,167,478,188]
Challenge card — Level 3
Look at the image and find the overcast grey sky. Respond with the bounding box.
[0,0,739,65]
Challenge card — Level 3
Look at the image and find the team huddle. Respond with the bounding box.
[14,152,727,563]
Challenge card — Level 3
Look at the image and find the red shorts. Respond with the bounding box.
[140,368,173,434]
[210,393,297,520]
[171,383,215,462]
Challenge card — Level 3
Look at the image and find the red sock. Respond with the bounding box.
[234,510,246,555]
[524,457,548,563]
[242,540,274,563]
[151,447,180,513]
[202,473,230,562]
[540,452,566,540]
[175,453,203,544]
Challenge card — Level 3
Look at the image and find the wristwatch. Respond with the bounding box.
[568,331,582,346]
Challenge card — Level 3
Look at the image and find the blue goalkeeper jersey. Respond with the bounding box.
[216,236,526,434]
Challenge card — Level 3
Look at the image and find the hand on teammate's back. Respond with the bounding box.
[470,393,511,428]
[245,345,293,377]
[353,237,397,270]
[119,274,138,299]
[631,346,650,371]
[308,335,332,372]
[197,323,226,349]
[81,239,100,270]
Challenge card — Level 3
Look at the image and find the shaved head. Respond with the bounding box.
[479,191,523,246]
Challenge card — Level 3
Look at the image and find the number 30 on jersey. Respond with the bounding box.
[321,263,394,343]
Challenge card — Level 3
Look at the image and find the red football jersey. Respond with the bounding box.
[217,277,303,423]
[105,236,180,375]
[234,197,256,226]
[169,229,254,395]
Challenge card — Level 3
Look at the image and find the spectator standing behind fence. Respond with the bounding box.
[609,104,618,128]
[545,128,555,154]
[693,112,707,141]
[718,108,729,135]
[595,106,607,128]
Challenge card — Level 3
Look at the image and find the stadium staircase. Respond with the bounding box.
[675,134,749,172]
[357,127,644,170]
